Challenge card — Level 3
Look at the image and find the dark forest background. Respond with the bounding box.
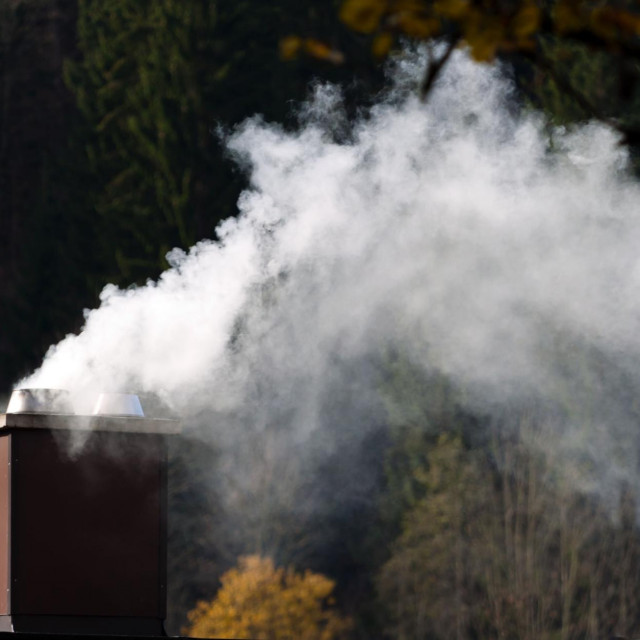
[0,0,386,396]
[4,1,640,638]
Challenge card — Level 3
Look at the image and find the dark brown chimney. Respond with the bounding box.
[0,389,180,636]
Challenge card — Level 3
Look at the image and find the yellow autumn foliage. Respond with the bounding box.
[185,555,353,640]
[339,0,386,34]
[511,2,541,42]
[590,6,640,40]
[553,0,586,34]
[279,36,303,61]
[432,0,470,21]
[372,31,395,58]
[333,0,640,63]
[303,39,345,65]
[395,11,441,39]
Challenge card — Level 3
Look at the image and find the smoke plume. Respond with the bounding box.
[21,50,640,529]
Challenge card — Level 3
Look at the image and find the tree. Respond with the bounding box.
[184,555,352,640]
[0,0,102,393]
[377,434,483,640]
[63,0,385,286]
[377,411,640,640]
[288,0,640,144]
[64,0,220,282]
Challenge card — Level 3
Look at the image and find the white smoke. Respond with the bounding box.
[21,50,640,514]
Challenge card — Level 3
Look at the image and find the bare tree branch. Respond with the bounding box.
[420,38,457,100]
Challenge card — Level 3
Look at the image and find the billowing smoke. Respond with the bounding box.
[21,50,640,538]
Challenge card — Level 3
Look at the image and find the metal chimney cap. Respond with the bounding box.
[92,393,144,417]
[6,389,72,415]
[1,390,180,434]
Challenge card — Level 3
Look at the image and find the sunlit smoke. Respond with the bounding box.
[21,50,640,519]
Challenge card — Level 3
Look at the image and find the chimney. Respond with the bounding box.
[0,389,180,636]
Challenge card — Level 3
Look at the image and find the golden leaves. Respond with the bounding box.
[462,2,540,60]
[279,35,302,60]
[372,31,394,58]
[304,38,346,64]
[554,0,585,34]
[283,0,640,83]
[337,0,640,65]
[185,555,353,640]
[590,6,640,40]
[340,0,387,33]
[433,0,469,21]
[279,36,345,64]
[554,1,640,45]
[338,0,541,63]
[464,14,505,62]
[511,2,541,43]
[395,11,440,38]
